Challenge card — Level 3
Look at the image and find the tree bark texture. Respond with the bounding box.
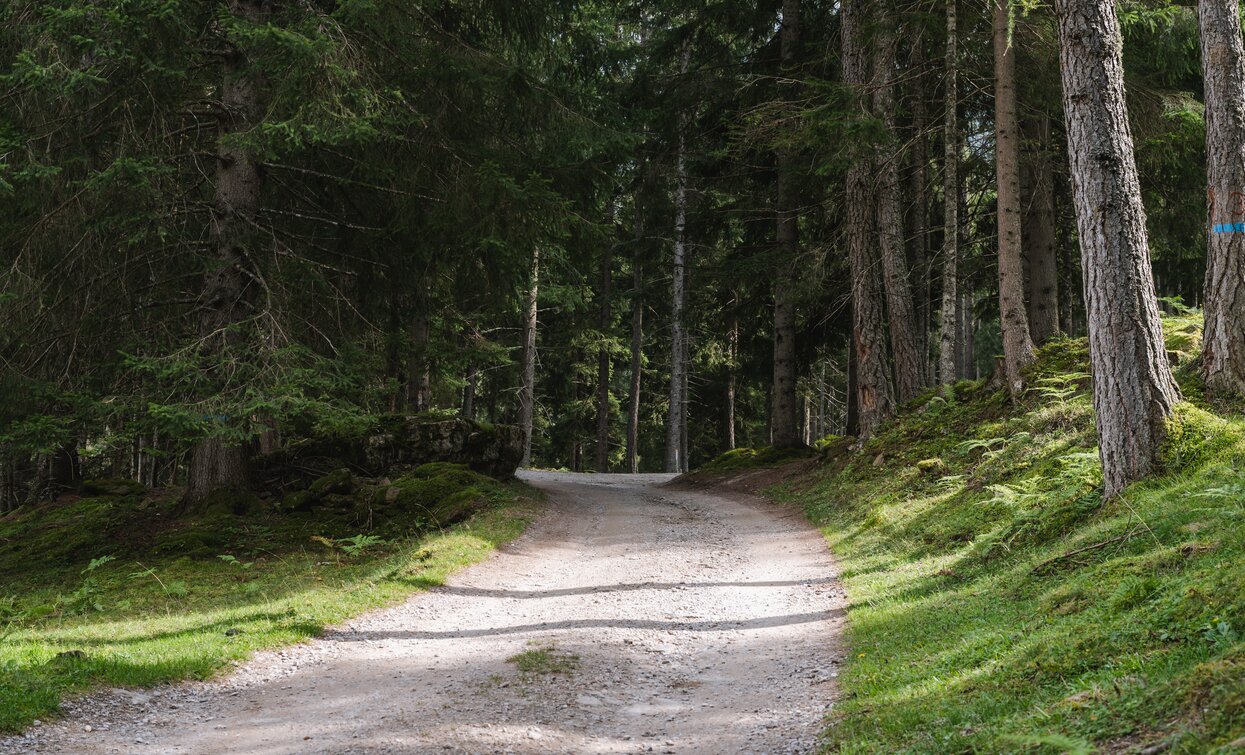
[938,0,961,385]
[844,0,895,439]
[518,247,540,467]
[994,0,1035,396]
[1055,0,1181,497]
[665,41,691,472]
[187,0,269,504]
[626,220,644,474]
[1199,0,1245,396]
[1022,112,1061,344]
[406,306,431,412]
[595,216,614,472]
[873,19,925,404]
[908,30,933,384]
[772,0,802,447]
[726,302,738,450]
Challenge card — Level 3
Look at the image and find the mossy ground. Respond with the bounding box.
[762,313,1245,753]
[0,470,540,732]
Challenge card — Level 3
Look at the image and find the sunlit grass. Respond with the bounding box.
[771,317,1245,753]
[0,484,540,732]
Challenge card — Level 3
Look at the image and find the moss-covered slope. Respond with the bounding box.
[764,314,1245,753]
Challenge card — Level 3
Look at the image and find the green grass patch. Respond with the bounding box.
[506,645,580,676]
[770,315,1245,753]
[699,444,817,472]
[0,474,541,732]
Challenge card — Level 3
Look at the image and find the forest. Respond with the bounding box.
[2,0,1245,752]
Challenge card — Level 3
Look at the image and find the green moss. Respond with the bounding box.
[770,313,1245,753]
[699,445,816,472]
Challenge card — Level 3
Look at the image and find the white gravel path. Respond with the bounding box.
[1,471,845,754]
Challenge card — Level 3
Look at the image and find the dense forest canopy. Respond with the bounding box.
[0,0,1238,507]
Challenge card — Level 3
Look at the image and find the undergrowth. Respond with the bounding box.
[766,312,1245,753]
[0,471,540,732]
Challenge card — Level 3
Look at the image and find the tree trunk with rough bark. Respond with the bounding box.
[844,0,895,439]
[1022,113,1061,344]
[726,302,738,450]
[626,220,644,474]
[187,0,268,505]
[908,30,933,384]
[595,219,613,472]
[518,248,540,467]
[406,306,431,412]
[994,0,1035,397]
[874,19,924,404]
[938,0,960,385]
[1055,0,1181,497]
[665,41,691,473]
[1199,0,1245,396]
[772,0,802,447]
[462,365,477,421]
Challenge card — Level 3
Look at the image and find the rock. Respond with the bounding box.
[916,458,944,475]
[55,650,86,661]
[224,628,242,637]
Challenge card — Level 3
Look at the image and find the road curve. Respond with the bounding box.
[3,471,845,755]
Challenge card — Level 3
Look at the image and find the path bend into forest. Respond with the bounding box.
[2,471,845,755]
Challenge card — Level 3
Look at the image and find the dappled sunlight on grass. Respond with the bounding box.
[776,316,1245,752]
[0,484,539,732]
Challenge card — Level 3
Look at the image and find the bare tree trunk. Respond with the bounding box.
[406,307,431,412]
[1200,0,1245,396]
[772,0,802,448]
[665,41,691,473]
[844,0,895,439]
[874,20,924,404]
[626,225,644,474]
[908,30,933,384]
[187,0,269,505]
[519,248,540,468]
[994,0,1035,397]
[1055,0,1181,497]
[595,215,614,472]
[726,302,738,450]
[1022,112,1061,344]
[462,365,477,421]
[938,0,960,385]
[958,286,975,379]
[846,335,860,436]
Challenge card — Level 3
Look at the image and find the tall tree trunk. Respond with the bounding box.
[1055,0,1181,497]
[994,0,1035,396]
[1199,0,1245,395]
[846,335,861,436]
[844,0,896,439]
[665,41,691,473]
[1022,112,1061,344]
[595,216,614,472]
[187,0,268,505]
[462,365,477,421]
[958,286,976,379]
[772,0,802,447]
[518,248,540,468]
[938,0,961,385]
[406,306,431,412]
[908,30,933,384]
[726,302,738,450]
[626,222,644,474]
[874,19,925,404]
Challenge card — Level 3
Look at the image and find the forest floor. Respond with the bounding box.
[1,471,844,754]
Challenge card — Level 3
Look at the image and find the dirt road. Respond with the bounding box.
[3,472,845,754]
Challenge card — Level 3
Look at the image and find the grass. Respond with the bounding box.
[506,644,581,676]
[0,469,540,732]
[762,313,1245,753]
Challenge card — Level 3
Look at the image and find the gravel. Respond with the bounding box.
[1,471,845,754]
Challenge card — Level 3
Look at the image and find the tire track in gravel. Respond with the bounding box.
[2,471,846,755]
